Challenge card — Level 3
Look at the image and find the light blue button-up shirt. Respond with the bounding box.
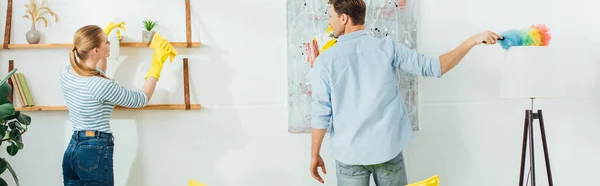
[311,30,442,165]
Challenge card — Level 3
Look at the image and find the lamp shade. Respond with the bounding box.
[499,46,565,99]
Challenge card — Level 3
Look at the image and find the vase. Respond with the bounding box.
[25,24,40,44]
[142,30,155,42]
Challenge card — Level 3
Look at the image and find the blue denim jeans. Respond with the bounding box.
[62,131,115,186]
[336,152,407,186]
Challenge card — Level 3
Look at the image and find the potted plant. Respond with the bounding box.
[0,69,32,186]
[142,19,157,42]
[23,0,58,44]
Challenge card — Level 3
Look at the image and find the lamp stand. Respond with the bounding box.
[518,98,553,186]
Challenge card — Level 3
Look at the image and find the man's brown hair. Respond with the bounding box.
[329,0,366,25]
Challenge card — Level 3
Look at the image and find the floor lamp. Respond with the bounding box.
[499,46,565,186]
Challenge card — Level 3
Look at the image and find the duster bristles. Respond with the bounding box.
[498,24,551,49]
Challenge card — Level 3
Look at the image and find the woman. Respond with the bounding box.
[60,25,173,185]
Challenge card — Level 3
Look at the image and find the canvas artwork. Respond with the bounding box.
[287,0,419,132]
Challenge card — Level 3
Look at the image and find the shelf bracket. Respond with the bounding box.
[3,0,13,49]
[185,0,192,48]
[183,58,190,110]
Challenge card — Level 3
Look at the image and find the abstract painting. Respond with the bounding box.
[287,0,419,132]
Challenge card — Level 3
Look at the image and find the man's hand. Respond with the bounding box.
[471,30,503,45]
[310,155,327,184]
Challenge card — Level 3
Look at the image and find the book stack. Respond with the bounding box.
[10,73,34,107]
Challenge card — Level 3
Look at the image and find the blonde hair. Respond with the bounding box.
[69,25,108,78]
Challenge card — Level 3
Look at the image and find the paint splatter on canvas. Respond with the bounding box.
[287,0,419,132]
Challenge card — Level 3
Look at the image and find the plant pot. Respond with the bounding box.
[142,30,155,42]
[26,24,40,44]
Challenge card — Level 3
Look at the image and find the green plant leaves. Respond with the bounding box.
[0,177,7,186]
[6,161,19,186]
[0,69,17,98]
[9,129,20,141]
[4,111,19,121]
[7,129,23,150]
[0,158,6,175]
[6,120,25,132]
[0,84,10,99]
[0,69,26,186]
[142,19,157,31]
[0,98,9,105]
[0,68,17,123]
[8,121,16,130]
[6,142,18,156]
[0,104,15,120]
[0,125,6,141]
[0,68,25,186]
[14,140,23,150]
[16,113,30,126]
[0,159,16,186]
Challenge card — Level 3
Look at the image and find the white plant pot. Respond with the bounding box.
[142,30,155,42]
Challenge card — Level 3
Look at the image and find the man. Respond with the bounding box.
[309,0,502,185]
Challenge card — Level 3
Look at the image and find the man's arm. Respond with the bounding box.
[392,41,443,78]
[310,58,330,157]
[311,129,327,157]
[393,30,502,77]
[439,39,476,75]
[439,30,502,75]
[309,57,331,184]
[310,128,327,184]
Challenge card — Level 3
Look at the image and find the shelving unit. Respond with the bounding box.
[15,104,202,111]
[3,0,202,111]
[6,42,202,49]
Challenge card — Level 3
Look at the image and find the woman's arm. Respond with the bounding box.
[142,77,158,101]
[87,77,150,108]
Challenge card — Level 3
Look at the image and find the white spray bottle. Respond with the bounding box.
[108,30,120,60]
[105,22,125,60]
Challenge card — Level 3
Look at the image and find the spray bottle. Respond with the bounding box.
[104,22,126,60]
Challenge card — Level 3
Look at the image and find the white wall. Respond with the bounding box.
[409,0,600,185]
[0,0,597,186]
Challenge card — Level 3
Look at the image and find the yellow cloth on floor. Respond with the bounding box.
[406,175,439,186]
[188,180,207,186]
[145,33,177,80]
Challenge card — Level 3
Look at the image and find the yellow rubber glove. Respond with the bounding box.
[145,33,177,80]
[318,25,337,53]
[149,33,177,61]
[188,180,207,186]
[103,21,126,39]
[320,38,337,53]
[406,175,439,186]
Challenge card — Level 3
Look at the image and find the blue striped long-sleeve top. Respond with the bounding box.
[60,66,148,133]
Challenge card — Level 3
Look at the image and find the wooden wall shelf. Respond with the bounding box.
[8,57,198,111]
[15,104,202,111]
[3,0,199,50]
[6,42,202,49]
[2,0,201,112]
